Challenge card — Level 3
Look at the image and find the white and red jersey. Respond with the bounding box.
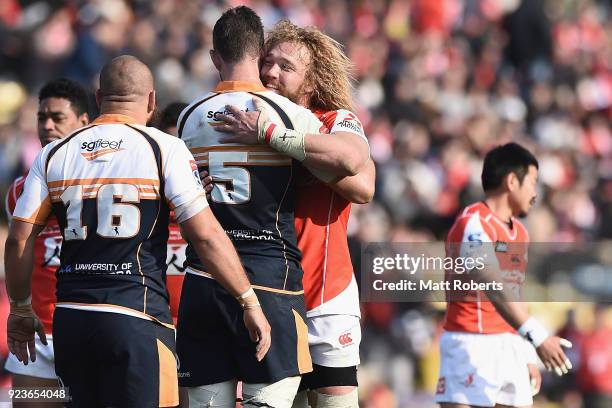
[166,212,186,324]
[444,202,529,334]
[295,109,367,317]
[6,173,59,334]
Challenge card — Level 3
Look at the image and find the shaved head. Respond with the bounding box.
[99,55,153,99]
[96,55,157,124]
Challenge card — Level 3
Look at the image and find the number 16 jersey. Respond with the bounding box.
[13,114,207,327]
[178,81,323,293]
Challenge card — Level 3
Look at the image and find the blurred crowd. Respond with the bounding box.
[0,0,611,407]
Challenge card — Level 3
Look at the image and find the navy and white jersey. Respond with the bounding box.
[13,114,207,326]
[178,81,323,293]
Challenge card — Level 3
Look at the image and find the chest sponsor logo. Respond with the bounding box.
[80,139,125,160]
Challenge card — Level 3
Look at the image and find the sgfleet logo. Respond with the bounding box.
[206,107,250,127]
[80,139,124,160]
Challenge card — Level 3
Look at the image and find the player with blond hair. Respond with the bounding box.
[214,19,375,408]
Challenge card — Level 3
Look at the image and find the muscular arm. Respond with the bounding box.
[179,207,251,298]
[5,221,44,301]
[214,104,369,177]
[302,131,369,176]
[328,159,375,204]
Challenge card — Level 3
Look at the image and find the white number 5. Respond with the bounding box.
[208,151,251,204]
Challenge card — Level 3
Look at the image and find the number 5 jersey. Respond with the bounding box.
[177,81,323,293]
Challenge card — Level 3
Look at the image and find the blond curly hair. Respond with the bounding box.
[265,20,355,112]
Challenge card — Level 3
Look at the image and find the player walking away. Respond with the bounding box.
[209,20,375,407]
[5,55,270,407]
[153,101,189,325]
[437,143,573,408]
[4,78,89,408]
[175,7,341,408]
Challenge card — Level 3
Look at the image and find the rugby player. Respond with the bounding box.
[5,55,270,407]
[4,78,89,408]
[175,7,336,408]
[153,101,189,325]
[437,143,572,408]
[211,20,375,408]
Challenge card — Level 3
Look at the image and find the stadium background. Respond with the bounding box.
[0,0,611,407]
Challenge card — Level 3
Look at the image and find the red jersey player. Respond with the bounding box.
[437,143,573,408]
[4,79,89,398]
[153,101,188,324]
[208,20,375,408]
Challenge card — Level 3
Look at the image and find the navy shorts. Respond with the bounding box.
[53,307,178,407]
[176,273,312,386]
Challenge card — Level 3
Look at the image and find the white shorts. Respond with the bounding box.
[307,314,361,367]
[4,337,56,379]
[435,331,533,407]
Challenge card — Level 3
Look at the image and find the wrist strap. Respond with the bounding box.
[236,287,255,301]
[518,317,549,348]
[259,122,306,162]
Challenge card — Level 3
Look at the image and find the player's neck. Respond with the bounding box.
[484,195,513,224]
[98,102,149,125]
[218,61,262,85]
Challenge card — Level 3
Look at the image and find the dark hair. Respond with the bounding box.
[38,78,89,116]
[213,6,264,63]
[156,102,188,133]
[482,143,539,192]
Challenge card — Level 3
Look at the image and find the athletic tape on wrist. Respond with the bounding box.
[518,317,549,348]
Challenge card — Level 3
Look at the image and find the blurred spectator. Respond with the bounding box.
[578,304,612,408]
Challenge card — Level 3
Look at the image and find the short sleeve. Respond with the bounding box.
[326,109,367,141]
[13,151,52,225]
[163,139,208,210]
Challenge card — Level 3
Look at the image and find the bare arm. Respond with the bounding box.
[180,207,251,297]
[5,220,47,364]
[327,159,375,204]
[213,104,369,177]
[5,221,43,303]
[302,131,369,176]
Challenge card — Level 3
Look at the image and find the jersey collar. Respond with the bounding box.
[92,114,139,125]
[213,81,267,93]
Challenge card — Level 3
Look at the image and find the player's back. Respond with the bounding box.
[178,81,322,292]
[14,115,204,326]
[444,201,529,334]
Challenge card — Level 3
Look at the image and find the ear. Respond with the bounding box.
[506,172,518,192]
[210,49,221,71]
[95,89,102,108]
[79,113,89,126]
[148,90,156,114]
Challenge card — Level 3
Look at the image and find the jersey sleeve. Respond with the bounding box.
[326,109,367,141]
[163,139,208,211]
[12,151,52,225]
